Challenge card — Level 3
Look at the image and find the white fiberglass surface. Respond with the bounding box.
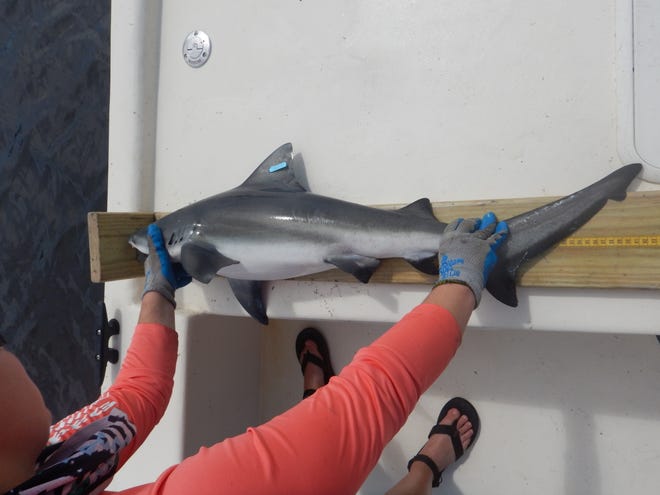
[616,0,660,181]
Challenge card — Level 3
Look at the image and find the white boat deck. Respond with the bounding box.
[105,2,660,493]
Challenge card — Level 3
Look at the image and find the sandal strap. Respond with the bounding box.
[300,352,324,399]
[302,388,317,399]
[407,454,443,487]
[300,351,325,375]
[428,424,464,460]
[296,328,336,384]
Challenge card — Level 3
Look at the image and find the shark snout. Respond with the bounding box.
[128,228,149,254]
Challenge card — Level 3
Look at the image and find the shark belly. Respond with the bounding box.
[208,222,442,281]
[215,241,335,280]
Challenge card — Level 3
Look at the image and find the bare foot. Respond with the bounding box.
[299,340,325,392]
[412,408,474,475]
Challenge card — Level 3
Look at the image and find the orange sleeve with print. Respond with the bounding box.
[106,303,462,495]
[49,323,178,470]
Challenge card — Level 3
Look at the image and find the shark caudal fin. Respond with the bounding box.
[486,163,642,307]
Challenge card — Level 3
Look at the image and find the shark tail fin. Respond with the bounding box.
[485,263,519,307]
[595,162,642,202]
[486,163,642,307]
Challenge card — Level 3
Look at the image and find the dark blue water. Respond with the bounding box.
[0,0,109,420]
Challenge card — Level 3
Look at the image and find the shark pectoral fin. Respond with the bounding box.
[324,254,381,283]
[228,279,269,325]
[404,252,439,275]
[180,241,239,284]
[485,262,519,307]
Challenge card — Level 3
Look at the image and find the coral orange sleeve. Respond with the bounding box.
[107,303,461,495]
[50,323,178,471]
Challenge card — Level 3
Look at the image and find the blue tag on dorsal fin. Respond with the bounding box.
[269,162,288,173]
[239,143,309,193]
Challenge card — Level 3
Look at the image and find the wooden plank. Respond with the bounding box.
[87,212,155,282]
[87,191,660,289]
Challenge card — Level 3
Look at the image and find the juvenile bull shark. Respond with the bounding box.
[130,143,641,324]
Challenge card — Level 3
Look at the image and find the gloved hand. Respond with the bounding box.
[436,212,508,307]
[142,223,192,307]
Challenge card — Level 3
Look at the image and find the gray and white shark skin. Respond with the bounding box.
[129,143,641,324]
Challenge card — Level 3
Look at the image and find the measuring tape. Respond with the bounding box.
[559,235,660,248]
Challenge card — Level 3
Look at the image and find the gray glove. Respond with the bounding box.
[143,223,192,307]
[436,212,508,307]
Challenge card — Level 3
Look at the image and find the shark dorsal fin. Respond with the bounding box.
[398,198,438,220]
[240,143,308,193]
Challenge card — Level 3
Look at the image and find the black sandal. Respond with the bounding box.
[407,397,480,487]
[295,327,336,399]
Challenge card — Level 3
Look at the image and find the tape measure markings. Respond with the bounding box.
[558,235,660,248]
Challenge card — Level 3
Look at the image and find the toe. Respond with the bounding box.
[460,427,474,448]
[457,417,474,450]
[438,407,461,426]
[457,416,471,434]
[299,340,321,364]
[439,410,475,452]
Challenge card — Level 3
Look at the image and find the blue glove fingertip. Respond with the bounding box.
[491,220,509,249]
[481,211,496,229]
[495,220,508,234]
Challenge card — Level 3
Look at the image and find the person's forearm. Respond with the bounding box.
[422,283,475,332]
[139,291,175,329]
